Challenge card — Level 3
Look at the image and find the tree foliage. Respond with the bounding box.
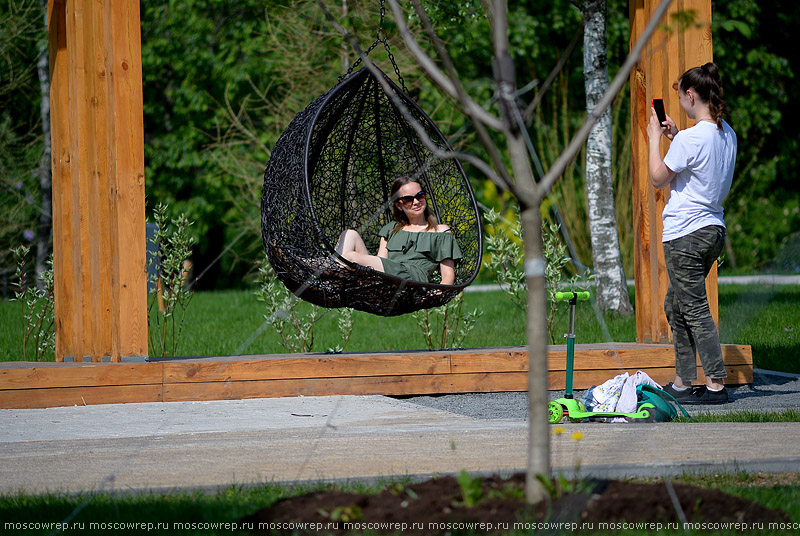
[711,0,800,270]
[2,0,799,294]
[0,0,44,293]
[140,0,277,288]
[141,0,406,287]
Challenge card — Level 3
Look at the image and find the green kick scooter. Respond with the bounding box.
[548,291,657,424]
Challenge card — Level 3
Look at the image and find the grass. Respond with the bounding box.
[0,476,408,535]
[681,473,800,527]
[0,482,318,535]
[1,284,799,374]
[675,409,800,423]
[717,284,800,373]
[1,475,798,535]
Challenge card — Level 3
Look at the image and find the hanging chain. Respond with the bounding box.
[378,0,386,40]
[338,0,408,94]
[383,38,407,94]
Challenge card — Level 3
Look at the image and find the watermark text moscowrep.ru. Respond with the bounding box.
[6,520,799,532]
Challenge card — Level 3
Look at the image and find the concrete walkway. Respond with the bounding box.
[2,395,798,495]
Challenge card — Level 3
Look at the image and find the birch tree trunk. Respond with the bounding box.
[583,0,632,313]
[36,0,52,289]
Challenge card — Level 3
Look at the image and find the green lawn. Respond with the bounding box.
[1,284,799,374]
[675,408,800,422]
[717,284,800,373]
[1,476,798,535]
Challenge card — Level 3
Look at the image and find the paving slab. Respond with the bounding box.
[1,395,798,495]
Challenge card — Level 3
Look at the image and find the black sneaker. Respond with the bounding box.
[682,386,729,405]
[663,382,696,400]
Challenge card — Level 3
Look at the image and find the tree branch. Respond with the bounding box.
[401,0,517,192]
[315,0,508,188]
[386,0,507,133]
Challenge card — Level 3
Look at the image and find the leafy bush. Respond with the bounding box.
[414,292,482,350]
[147,204,196,358]
[726,195,800,272]
[255,258,354,354]
[483,207,592,342]
[9,245,54,361]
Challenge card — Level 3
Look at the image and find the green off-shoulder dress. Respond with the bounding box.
[378,222,463,283]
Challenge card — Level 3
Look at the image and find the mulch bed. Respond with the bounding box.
[243,473,790,534]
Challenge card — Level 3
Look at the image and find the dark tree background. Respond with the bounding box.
[1,0,798,293]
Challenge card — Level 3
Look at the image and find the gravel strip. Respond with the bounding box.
[398,369,800,420]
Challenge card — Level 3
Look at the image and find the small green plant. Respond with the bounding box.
[147,204,196,358]
[316,505,363,522]
[535,473,593,500]
[484,207,592,343]
[387,482,419,500]
[486,481,525,501]
[413,291,482,350]
[455,470,484,508]
[483,207,526,312]
[544,221,593,343]
[10,246,55,361]
[326,306,354,354]
[255,256,353,353]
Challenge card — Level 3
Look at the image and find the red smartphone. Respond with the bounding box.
[652,98,667,124]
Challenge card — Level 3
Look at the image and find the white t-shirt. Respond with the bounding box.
[662,120,737,242]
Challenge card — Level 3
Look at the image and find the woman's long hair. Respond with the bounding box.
[390,176,438,232]
[678,62,726,130]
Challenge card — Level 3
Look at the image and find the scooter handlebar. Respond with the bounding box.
[555,291,590,302]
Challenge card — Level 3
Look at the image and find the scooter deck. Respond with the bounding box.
[549,399,657,423]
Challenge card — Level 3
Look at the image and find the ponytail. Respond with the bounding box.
[679,62,726,129]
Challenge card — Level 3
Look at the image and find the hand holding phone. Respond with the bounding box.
[652,98,667,124]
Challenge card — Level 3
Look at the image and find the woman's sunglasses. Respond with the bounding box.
[398,190,426,205]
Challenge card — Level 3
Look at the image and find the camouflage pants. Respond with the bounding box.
[663,225,727,382]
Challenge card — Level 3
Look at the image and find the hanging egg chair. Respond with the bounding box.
[261,66,482,316]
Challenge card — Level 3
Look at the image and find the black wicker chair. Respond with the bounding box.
[261,66,482,316]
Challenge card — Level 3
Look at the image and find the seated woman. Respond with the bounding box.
[335,176,462,284]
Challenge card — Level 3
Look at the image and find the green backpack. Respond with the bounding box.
[637,384,691,422]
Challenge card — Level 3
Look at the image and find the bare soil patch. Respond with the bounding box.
[244,473,790,534]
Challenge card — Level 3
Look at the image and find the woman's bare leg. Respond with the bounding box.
[336,230,370,256]
[335,230,384,272]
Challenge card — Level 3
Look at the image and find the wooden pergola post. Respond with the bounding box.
[630,0,717,343]
[48,0,147,362]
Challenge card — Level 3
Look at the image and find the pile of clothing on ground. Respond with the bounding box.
[580,370,661,422]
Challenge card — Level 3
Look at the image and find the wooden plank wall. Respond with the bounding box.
[0,345,753,409]
[630,0,716,344]
[47,0,147,363]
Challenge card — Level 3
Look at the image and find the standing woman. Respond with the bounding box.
[647,62,737,405]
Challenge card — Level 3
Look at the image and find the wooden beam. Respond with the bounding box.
[630,0,717,343]
[86,0,112,360]
[65,0,93,361]
[49,0,76,362]
[162,353,452,383]
[48,0,147,363]
[0,345,753,409]
[105,0,148,360]
[163,373,531,402]
[0,385,162,409]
